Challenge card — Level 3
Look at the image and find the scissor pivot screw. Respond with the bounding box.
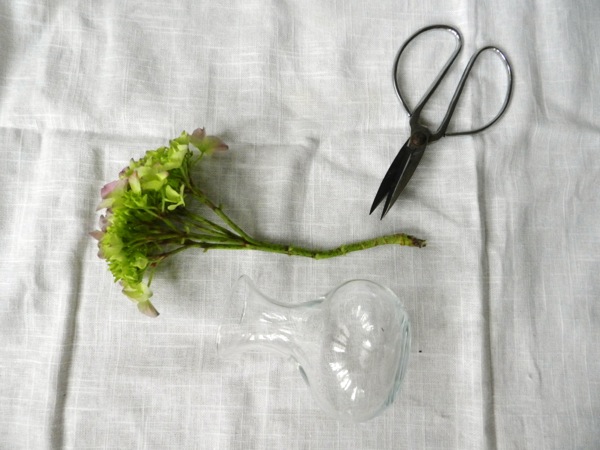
[409,132,427,149]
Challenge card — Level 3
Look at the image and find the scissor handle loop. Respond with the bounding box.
[393,25,513,141]
[442,46,513,138]
[393,25,463,118]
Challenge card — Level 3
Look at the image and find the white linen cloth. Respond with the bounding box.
[1,1,598,448]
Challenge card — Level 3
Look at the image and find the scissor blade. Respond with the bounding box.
[370,139,425,219]
[379,147,424,218]
[370,140,412,215]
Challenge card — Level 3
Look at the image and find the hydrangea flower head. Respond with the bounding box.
[92,129,227,317]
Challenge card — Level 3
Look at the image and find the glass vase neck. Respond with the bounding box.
[217,276,324,362]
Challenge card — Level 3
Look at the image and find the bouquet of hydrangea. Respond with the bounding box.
[91,129,425,317]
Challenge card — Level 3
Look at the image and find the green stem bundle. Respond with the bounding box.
[154,187,425,263]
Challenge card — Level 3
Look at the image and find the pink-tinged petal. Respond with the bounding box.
[118,165,129,177]
[137,300,160,318]
[206,135,228,151]
[89,230,104,241]
[100,178,128,199]
[101,180,119,198]
[96,197,115,211]
[128,171,141,194]
[191,128,206,140]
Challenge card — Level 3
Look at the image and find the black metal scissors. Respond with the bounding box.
[370,24,513,219]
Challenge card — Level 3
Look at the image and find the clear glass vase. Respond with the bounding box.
[216,276,411,422]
